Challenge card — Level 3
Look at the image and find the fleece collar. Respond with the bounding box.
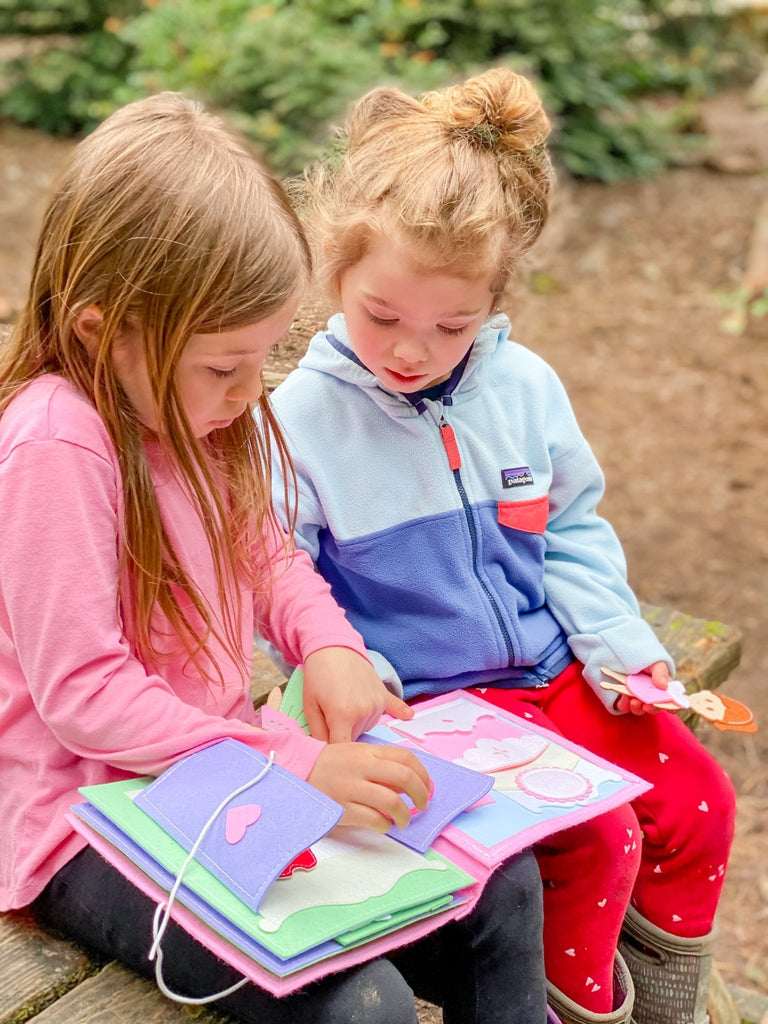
[298,312,513,421]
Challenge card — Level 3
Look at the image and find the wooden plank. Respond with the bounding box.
[0,909,94,1024]
[30,961,228,1024]
[640,603,742,693]
[250,646,287,707]
[728,983,768,1024]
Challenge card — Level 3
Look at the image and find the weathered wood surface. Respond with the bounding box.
[0,911,229,1024]
[28,961,227,1024]
[0,909,94,1024]
[639,602,743,694]
[27,960,230,1023]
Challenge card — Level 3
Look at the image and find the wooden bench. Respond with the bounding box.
[2,604,758,1024]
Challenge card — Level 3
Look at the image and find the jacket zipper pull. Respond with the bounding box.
[439,418,462,471]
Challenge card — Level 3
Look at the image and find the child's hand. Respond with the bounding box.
[302,647,414,743]
[613,660,671,716]
[307,741,432,832]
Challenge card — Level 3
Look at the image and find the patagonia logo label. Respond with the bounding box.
[501,466,534,489]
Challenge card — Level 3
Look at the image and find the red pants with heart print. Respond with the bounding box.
[469,662,736,1014]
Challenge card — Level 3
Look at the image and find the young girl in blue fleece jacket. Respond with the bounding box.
[267,68,736,1024]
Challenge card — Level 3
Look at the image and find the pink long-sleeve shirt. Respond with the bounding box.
[0,375,367,909]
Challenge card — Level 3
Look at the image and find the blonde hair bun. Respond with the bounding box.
[424,66,550,154]
[301,65,553,302]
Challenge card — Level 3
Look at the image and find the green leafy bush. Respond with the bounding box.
[0,0,760,180]
[0,0,142,135]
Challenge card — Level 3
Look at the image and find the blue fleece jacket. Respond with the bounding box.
[268,313,672,708]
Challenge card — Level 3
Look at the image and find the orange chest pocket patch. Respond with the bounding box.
[497,494,549,535]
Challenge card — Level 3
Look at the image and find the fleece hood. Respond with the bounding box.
[296,311,513,421]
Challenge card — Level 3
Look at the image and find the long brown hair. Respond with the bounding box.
[295,66,552,302]
[0,92,311,685]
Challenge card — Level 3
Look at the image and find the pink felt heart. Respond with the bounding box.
[225,803,261,844]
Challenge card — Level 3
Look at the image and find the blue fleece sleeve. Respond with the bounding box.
[541,376,673,709]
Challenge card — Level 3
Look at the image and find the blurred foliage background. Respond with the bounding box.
[0,0,764,182]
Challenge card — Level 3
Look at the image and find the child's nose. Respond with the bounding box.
[228,368,263,404]
[392,336,429,363]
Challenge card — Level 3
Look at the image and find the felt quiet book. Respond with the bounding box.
[67,675,651,999]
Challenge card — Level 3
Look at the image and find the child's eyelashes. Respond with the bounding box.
[366,312,398,327]
[366,311,466,337]
[207,366,238,379]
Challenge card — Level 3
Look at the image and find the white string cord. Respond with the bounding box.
[148,749,276,1005]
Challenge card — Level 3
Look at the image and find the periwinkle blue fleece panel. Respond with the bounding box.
[315,505,566,692]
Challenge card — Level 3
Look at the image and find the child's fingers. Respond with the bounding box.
[327,719,353,744]
[342,748,431,821]
[337,801,398,833]
[307,742,432,831]
[637,661,671,692]
[323,695,411,743]
[344,780,415,831]
[383,692,415,722]
[376,741,436,802]
[326,705,379,744]
[615,693,660,716]
[648,661,671,690]
[303,696,330,742]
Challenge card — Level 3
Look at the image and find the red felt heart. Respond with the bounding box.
[279,847,318,878]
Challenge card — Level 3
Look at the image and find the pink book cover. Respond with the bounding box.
[374,690,652,873]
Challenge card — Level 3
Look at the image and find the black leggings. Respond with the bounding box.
[32,845,547,1024]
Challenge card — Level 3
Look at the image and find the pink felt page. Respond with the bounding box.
[384,690,653,869]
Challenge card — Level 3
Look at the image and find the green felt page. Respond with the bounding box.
[279,668,309,733]
[79,778,472,962]
[335,893,456,946]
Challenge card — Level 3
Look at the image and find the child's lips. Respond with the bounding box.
[387,368,428,384]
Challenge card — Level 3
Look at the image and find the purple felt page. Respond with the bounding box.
[134,739,342,914]
[358,734,493,853]
[70,801,340,976]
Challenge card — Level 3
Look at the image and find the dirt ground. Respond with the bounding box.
[1,84,767,1009]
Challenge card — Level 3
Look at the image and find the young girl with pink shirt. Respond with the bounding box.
[0,92,548,1024]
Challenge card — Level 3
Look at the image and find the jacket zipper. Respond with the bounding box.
[438,415,517,661]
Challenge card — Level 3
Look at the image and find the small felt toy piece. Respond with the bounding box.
[687,689,756,732]
[259,687,307,736]
[626,673,690,709]
[600,667,756,732]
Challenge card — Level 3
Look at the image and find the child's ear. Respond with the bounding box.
[73,305,104,357]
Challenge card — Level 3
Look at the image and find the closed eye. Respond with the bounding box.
[438,324,467,336]
[366,312,398,327]
[208,366,238,379]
